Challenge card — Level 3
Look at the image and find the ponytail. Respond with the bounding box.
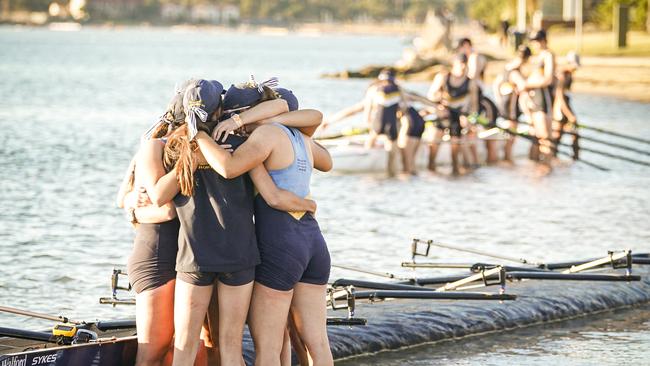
[151,117,170,139]
[163,125,196,196]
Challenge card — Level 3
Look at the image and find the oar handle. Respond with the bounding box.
[577,123,650,146]
[0,305,80,324]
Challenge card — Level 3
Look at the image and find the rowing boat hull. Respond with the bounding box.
[0,323,137,366]
[0,336,136,366]
[3,268,648,365]
[322,130,531,173]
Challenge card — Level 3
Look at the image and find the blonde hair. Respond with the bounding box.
[163,124,197,196]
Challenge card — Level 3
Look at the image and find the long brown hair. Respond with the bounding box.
[163,107,221,196]
[163,124,197,196]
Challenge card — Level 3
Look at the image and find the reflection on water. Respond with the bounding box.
[0,27,649,364]
[337,305,650,366]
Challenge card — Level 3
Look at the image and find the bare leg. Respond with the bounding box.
[290,283,333,366]
[551,120,564,157]
[203,286,220,366]
[288,312,310,366]
[571,125,580,160]
[249,282,293,366]
[402,137,421,175]
[428,129,444,172]
[216,281,254,366]
[532,111,553,167]
[386,140,398,177]
[135,280,176,366]
[172,281,213,366]
[364,131,378,149]
[465,125,479,166]
[485,139,498,164]
[451,137,461,176]
[503,120,517,162]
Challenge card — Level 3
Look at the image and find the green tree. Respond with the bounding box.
[468,0,516,31]
[592,0,648,30]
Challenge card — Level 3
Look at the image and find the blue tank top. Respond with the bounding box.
[268,124,311,198]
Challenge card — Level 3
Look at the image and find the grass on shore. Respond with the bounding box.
[549,30,650,57]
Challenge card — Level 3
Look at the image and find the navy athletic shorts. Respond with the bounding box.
[406,107,425,138]
[177,267,255,287]
[254,196,331,291]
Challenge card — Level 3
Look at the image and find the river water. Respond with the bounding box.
[1,27,649,364]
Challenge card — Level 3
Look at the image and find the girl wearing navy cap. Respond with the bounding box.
[147,78,320,366]
[117,82,200,366]
[194,82,334,366]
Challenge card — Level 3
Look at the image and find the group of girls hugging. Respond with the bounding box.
[116,76,334,366]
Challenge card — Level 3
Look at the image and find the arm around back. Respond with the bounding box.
[196,126,276,179]
[249,165,316,213]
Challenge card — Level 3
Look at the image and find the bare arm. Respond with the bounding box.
[557,93,577,122]
[249,165,316,213]
[325,101,364,127]
[213,99,289,142]
[116,156,136,208]
[469,80,480,114]
[310,140,333,172]
[195,128,274,179]
[362,86,377,127]
[427,73,446,102]
[136,140,181,207]
[258,109,323,137]
[133,203,176,223]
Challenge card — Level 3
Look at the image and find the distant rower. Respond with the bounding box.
[364,68,404,176]
[427,53,480,175]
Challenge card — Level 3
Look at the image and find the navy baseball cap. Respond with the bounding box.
[276,88,299,111]
[529,29,547,41]
[222,83,263,112]
[183,79,224,139]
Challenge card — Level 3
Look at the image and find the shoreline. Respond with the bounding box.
[0,21,422,36]
[2,23,648,103]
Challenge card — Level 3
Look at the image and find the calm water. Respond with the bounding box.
[1,27,649,364]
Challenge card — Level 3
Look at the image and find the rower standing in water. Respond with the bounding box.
[493,45,532,163]
[364,68,404,177]
[456,37,500,164]
[427,53,480,175]
[552,52,581,159]
[521,29,555,172]
[323,71,433,176]
[400,104,427,175]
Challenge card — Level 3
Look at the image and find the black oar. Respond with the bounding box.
[333,278,435,291]
[516,120,650,157]
[556,147,611,170]
[564,130,649,157]
[576,122,650,146]
[470,117,611,171]
[0,327,55,343]
[352,290,516,301]
[506,272,640,282]
[578,145,650,167]
[95,317,364,328]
